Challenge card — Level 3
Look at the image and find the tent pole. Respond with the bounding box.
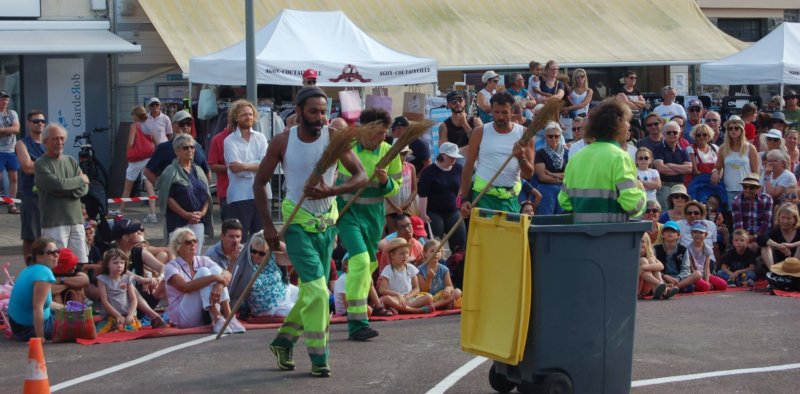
[245,0,257,105]
[780,83,784,111]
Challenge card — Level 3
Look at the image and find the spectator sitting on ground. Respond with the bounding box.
[205,218,244,271]
[733,173,773,252]
[95,248,141,333]
[378,213,424,272]
[238,231,297,317]
[757,203,800,269]
[417,240,462,310]
[377,238,434,314]
[638,234,677,300]
[643,200,663,246]
[164,227,244,333]
[333,254,393,317]
[49,247,90,304]
[655,221,702,292]
[683,221,727,292]
[717,229,757,287]
[658,184,690,223]
[677,200,719,267]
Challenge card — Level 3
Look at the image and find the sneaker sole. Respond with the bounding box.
[270,345,296,371]
[348,331,379,341]
[311,369,331,378]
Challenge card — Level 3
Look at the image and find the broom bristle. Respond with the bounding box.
[305,125,358,187]
[521,97,563,144]
[377,120,434,168]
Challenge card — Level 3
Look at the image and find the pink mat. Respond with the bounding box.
[771,289,800,298]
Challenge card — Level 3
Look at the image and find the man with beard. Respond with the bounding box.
[438,91,482,160]
[254,86,366,377]
[460,92,534,216]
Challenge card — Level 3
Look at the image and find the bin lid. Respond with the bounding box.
[530,216,651,237]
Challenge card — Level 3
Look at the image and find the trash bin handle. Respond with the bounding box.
[477,208,522,223]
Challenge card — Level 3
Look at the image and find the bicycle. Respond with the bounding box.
[74,127,114,252]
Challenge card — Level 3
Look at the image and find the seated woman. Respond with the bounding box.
[377,238,434,314]
[417,240,462,310]
[7,238,64,342]
[643,200,663,246]
[164,227,245,334]
[241,231,297,317]
[757,203,800,269]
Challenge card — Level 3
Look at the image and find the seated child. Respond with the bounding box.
[417,240,462,309]
[684,222,728,291]
[655,221,702,292]
[717,229,757,287]
[96,248,142,333]
[50,248,90,304]
[377,238,434,314]
[638,234,678,300]
[334,255,391,317]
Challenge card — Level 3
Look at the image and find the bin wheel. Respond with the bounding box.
[488,364,516,393]
[540,372,572,394]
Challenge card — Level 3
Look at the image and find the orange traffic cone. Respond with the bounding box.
[23,338,50,394]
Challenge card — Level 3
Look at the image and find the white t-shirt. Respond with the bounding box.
[637,168,660,202]
[223,128,269,203]
[380,263,419,296]
[568,139,588,159]
[653,103,687,121]
[143,112,173,144]
[686,144,719,168]
[764,169,797,190]
[333,273,347,316]
[527,75,540,99]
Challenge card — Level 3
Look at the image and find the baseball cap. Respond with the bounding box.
[0,91,9,98]
[663,221,680,233]
[439,142,463,159]
[481,70,500,83]
[146,97,161,106]
[302,68,318,79]
[173,110,192,124]
[690,222,708,233]
[410,216,427,237]
[687,99,703,109]
[446,91,464,102]
[392,116,410,129]
[112,218,144,240]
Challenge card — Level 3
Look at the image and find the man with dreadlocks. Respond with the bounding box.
[338,108,403,342]
[254,86,366,378]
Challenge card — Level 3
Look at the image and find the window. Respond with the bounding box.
[717,19,764,42]
[0,55,21,113]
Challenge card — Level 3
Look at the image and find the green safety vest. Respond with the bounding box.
[336,142,402,205]
[557,140,646,223]
[472,176,522,200]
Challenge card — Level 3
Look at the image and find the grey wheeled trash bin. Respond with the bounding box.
[489,215,651,394]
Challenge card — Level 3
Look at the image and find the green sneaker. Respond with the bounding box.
[311,364,331,378]
[270,344,295,371]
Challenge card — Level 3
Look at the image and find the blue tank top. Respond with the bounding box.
[20,136,45,196]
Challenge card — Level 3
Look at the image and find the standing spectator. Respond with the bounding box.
[477,71,500,124]
[143,110,210,186]
[156,134,211,251]
[636,147,661,203]
[418,142,465,253]
[711,116,760,208]
[204,218,243,271]
[207,116,235,222]
[143,97,172,144]
[683,99,705,143]
[732,173,773,251]
[785,130,800,171]
[527,61,544,100]
[439,90,482,162]
[224,99,268,239]
[653,121,692,208]
[771,112,789,134]
[615,71,645,128]
[703,111,724,146]
[740,103,758,143]
[652,86,687,121]
[384,144,418,233]
[564,68,592,118]
[637,113,665,153]
[0,90,20,214]
[539,61,565,100]
[687,124,718,177]
[534,121,568,215]
[15,110,46,262]
[114,105,158,222]
[34,124,89,262]
[763,149,796,205]
[782,90,800,125]
[391,116,431,175]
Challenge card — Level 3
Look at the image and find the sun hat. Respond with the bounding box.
[771,257,800,277]
[384,237,410,254]
[663,221,680,233]
[439,142,463,159]
[481,70,500,83]
[764,129,783,139]
[410,216,427,237]
[771,112,788,125]
[740,173,761,187]
[668,184,690,200]
[723,115,744,130]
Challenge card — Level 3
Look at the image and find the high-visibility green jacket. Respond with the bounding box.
[336,142,402,206]
[557,140,646,223]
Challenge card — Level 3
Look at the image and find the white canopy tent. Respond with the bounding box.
[188,9,437,87]
[700,22,800,98]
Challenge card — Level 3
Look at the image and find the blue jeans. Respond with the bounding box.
[536,183,563,215]
[716,269,756,285]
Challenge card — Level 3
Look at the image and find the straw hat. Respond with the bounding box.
[723,115,744,130]
[771,257,800,277]
[740,173,761,187]
[668,184,690,200]
[384,237,410,254]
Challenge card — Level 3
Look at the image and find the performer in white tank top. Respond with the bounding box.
[284,126,336,215]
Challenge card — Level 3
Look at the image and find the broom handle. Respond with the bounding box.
[215,194,307,339]
[423,153,516,265]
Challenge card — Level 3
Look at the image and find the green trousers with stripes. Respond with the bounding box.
[271,224,335,365]
[337,203,384,335]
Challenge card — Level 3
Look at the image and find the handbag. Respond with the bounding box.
[126,123,155,162]
[198,86,218,120]
[403,90,426,122]
[52,305,97,343]
[338,90,362,122]
[366,87,393,116]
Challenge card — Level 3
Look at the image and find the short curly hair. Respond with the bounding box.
[228,99,258,128]
[584,98,632,141]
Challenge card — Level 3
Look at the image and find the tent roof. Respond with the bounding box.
[700,22,800,85]
[187,9,436,86]
[140,0,746,73]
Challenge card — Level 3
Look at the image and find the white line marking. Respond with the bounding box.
[426,356,488,394]
[50,334,219,392]
[631,362,800,387]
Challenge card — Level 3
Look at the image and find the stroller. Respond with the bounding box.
[1,262,15,339]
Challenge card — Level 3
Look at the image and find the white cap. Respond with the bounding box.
[146,97,161,106]
[481,70,500,83]
[765,129,783,139]
[173,110,192,123]
[439,142,463,159]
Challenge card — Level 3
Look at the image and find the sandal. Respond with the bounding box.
[373,307,392,317]
[7,205,19,214]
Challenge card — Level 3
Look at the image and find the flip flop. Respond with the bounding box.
[664,286,680,299]
[653,283,667,300]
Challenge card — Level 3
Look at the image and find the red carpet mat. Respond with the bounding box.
[639,280,768,299]
[771,289,800,298]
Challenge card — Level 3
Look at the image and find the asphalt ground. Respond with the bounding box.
[2,251,800,393]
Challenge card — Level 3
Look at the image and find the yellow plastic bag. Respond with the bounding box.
[461,209,531,365]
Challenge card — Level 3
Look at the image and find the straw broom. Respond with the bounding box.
[216,125,359,339]
[336,120,434,221]
[423,97,564,265]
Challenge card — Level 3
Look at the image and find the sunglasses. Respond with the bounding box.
[250,248,268,257]
[672,195,689,200]
[743,185,760,190]
[628,76,637,80]
[572,127,582,132]
[646,122,660,128]
[149,103,160,107]
[576,75,586,79]
[181,145,195,151]
[705,118,720,123]
[178,120,193,127]
[182,238,198,246]
[686,211,702,216]
[30,119,46,124]
[489,79,499,83]
[767,137,781,142]
[637,156,650,161]
[695,133,709,138]
[645,208,660,214]
[546,134,560,139]
[688,108,702,112]
[726,126,742,131]
[665,130,680,136]
[45,249,60,256]
[785,193,799,199]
